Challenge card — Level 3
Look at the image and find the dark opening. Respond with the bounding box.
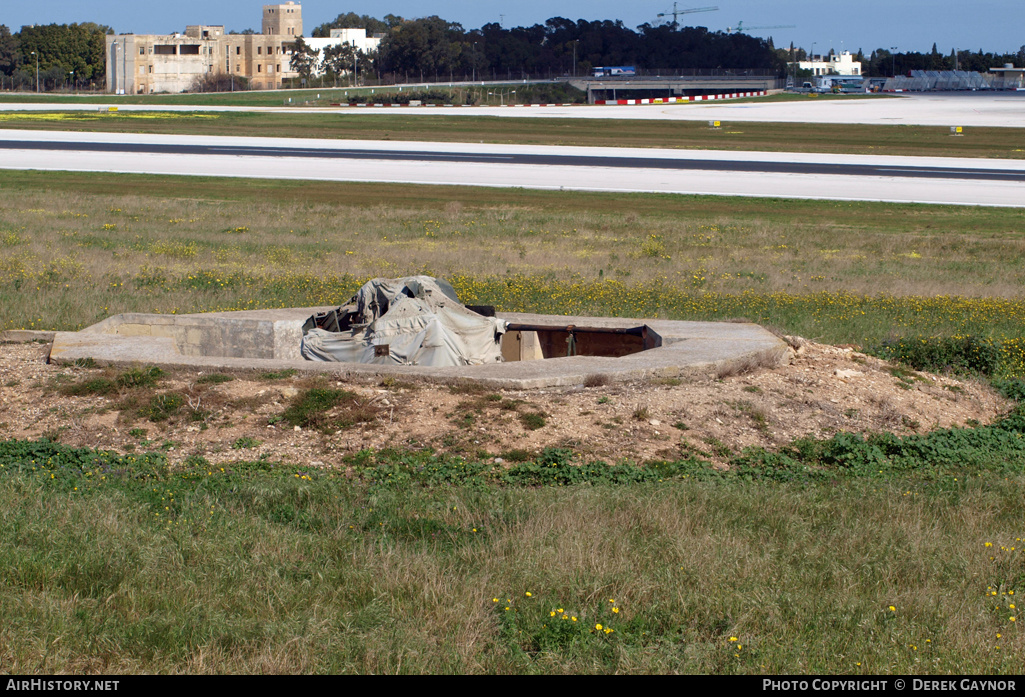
[154,45,177,55]
[179,45,201,55]
[505,323,662,359]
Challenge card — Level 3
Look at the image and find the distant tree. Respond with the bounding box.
[379,16,465,78]
[321,42,355,84]
[229,28,257,35]
[312,12,390,38]
[289,36,320,82]
[0,25,18,76]
[17,23,107,88]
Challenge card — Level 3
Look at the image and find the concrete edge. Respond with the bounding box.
[1,330,56,343]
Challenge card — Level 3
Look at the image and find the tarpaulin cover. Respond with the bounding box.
[300,276,507,367]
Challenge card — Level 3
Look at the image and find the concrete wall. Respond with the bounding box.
[84,313,305,361]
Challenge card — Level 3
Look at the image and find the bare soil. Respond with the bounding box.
[0,339,1011,468]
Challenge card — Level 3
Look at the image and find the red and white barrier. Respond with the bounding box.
[593,90,766,105]
[327,91,765,108]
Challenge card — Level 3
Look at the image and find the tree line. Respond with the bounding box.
[2,12,1024,92]
[777,43,1025,78]
[0,23,111,90]
[309,13,782,83]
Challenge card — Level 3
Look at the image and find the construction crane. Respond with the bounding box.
[727,20,796,34]
[656,4,718,29]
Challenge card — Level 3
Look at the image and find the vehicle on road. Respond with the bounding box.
[592,66,637,77]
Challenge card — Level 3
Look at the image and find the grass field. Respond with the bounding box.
[4,148,1025,672]
[2,170,1025,350]
[2,109,1024,158]
[0,435,1023,674]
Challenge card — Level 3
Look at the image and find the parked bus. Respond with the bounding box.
[592,66,636,77]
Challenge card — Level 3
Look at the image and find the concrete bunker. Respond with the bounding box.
[45,278,790,389]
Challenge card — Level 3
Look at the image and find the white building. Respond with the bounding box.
[793,50,862,76]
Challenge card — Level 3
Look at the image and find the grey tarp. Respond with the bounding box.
[300,276,507,367]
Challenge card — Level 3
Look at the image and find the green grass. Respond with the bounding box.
[1,109,1023,158]
[3,170,1025,348]
[0,435,1022,673]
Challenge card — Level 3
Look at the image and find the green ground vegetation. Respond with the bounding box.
[1,426,1023,673]
[2,171,1025,359]
[4,128,1025,673]
[0,109,1022,158]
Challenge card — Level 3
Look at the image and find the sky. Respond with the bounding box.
[5,1,1024,56]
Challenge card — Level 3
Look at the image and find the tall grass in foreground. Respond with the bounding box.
[0,454,1021,674]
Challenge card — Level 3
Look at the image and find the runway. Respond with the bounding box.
[2,92,1025,127]
[2,129,1024,207]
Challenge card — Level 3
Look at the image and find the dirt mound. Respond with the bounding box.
[0,339,1011,468]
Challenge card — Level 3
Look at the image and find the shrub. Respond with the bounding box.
[519,412,547,431]
[281,388,378,432]
[142,393,185,422]
[197,373,234,385]
[993,378,1025,402]
[870,336,1001,376]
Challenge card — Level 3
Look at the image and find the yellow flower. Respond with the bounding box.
[572,617,577,622]
[525,592,532,597]
[729,636,738,642]
[550,611,556,617]
[596,624,603,631]
[888,606,896,612]
[492,598,498,602]
[985,542,993,547]
[1011,617,1017,622]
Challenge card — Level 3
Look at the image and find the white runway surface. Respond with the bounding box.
[2,92,1025,127]
[2,129,1024,207]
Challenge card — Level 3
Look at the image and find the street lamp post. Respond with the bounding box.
[891,46,897,77]
[572,40,578,77]
[472,42,477,83]
[31,51,39,92]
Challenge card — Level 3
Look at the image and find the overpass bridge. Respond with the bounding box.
[567,72,783,103]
